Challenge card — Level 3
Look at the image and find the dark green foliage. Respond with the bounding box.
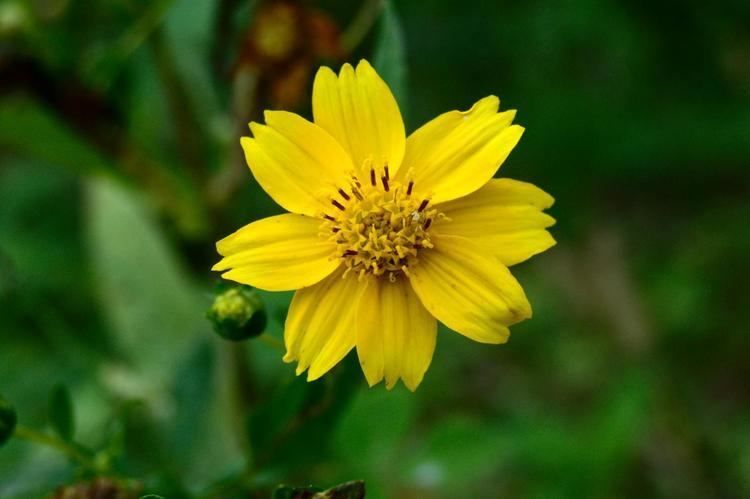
[248,356,362,470]
[373,0,407,114]
[0,396,17,447]
[48,384,75,442]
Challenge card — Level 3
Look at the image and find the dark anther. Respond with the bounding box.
[338,188,351,201]
[417,199,429,212]
[384,165,390,180]
[370,168,376,186]
[423,218,432,230]
[352,188,364,200]
[407,181,414,196]
[332,227,341,233]
[323,214,336,222]
[381,176,390,192]
[331,200,346,211]
[343,250,358,256]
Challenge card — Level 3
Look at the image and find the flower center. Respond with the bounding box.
[320,163,439,282]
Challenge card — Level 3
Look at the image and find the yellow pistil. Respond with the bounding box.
[320,164,439,282]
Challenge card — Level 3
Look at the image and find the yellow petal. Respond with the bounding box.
[242,110,355,216]
[408,234,531,344]
[284,269,364,381]
[213,214,339,291]
[434,178,556,266]
[312,60,405,175]
[399,96,523,204]
[356,278,437,391]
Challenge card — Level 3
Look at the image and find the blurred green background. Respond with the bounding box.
[1,0,749,497]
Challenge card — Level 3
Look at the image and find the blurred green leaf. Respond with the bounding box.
[248,356,361,471]
[401,416,513,498]
[79,0,175,91]
[0,395,17,447]
[335,386,415,464]
[85,178,237,489]
[163,0,221,123]
[85,178,205,382]
[373,0,408,113]
[48,384,74,442]
[333,386,415,499]
[0,97,118,179]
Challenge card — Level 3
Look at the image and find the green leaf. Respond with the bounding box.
[248,356,361,470]
[373,0,408,113]
[334,386,415,464]
[85,178,206,381]
[0,395,17,447]
[403,416,510,495]
[0,97,117,179]
[85,178,235,489]
[48,384,74,442]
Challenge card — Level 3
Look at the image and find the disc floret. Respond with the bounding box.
[320,163,440,281]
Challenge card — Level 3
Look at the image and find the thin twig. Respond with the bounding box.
[341,0,385,54]
[13,425,98,470]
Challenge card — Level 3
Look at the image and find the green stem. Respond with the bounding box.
[150,27,208,186]
[13,425,97,470]
[341,0,384,53]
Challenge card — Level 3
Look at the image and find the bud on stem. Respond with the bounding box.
[207,284,267,341]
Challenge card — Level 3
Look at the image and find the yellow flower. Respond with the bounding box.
[213,60,555,391]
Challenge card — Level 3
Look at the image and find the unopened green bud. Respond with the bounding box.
[0,395,17,447]
[207,285,267,341]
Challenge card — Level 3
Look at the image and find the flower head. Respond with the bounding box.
[213,60,555,391]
